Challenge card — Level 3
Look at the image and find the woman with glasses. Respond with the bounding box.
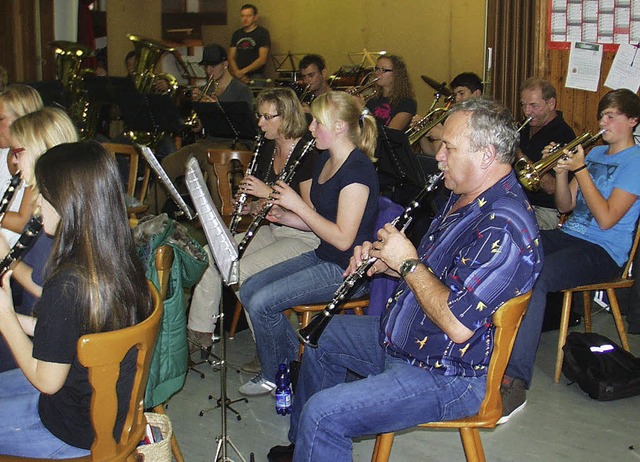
[237,91,379,396]
[187,87,319,367]
[501,88,640,423]
[365,54,417,131]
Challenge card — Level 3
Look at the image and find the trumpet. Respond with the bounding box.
[515,129,604,192]
[405,96,455,145]
[517,116,533,133]
[298,172,444,348]
[229,134,265,235]
[237,138,316,258]
[299,84,315,105]
[347,77,379,101]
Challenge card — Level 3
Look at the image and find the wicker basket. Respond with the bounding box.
[135,412,172,461]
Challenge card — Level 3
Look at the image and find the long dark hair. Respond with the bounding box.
[35,141,152,333]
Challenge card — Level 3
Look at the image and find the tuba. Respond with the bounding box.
[515,129,604,192]
[126,34,179,147]
[51,41,97,140]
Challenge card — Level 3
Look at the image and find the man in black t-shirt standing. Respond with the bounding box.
[517,77,576,230]
[229,4,271,86]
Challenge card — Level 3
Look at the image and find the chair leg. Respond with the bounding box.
[555,292,574,383]
[229,300,244,339]
[583,291,592,332]
[607,290,630,351]
[153,404,185,462]
[371,433,395,462]
[459,427,484,462]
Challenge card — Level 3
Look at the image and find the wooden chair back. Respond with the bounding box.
[207,149,254,217]
[0,282,162,462]
[101,143,151,216]
[372,291,532,462]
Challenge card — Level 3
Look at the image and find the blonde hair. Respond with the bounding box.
[0,84,44,119]
[311,91,378,161]
[255,87,308,139]
[10,107,79,186]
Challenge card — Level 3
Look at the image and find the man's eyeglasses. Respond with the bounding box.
[255,113,280,121]
[374,67,393,73]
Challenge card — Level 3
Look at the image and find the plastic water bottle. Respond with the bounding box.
[275,363,292,415]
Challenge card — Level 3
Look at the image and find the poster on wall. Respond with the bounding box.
[548,0,640,51]
[604,42,640,91]
[565,41,603,91]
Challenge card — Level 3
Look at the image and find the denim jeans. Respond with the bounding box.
[239,251,368,382]
[505,229,621,387]
[289,316,487,462]
[0,369,90,458]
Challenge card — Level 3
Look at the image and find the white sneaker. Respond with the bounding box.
[238,374,276,396]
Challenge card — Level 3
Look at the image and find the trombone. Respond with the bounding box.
[405,95,455,145]
[347,76,379,101]
[515,129,604,192]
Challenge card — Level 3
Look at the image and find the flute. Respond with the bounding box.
[229,134,265,235]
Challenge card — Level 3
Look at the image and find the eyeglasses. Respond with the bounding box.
[599,111,624,122]
[255,113,280,121]
[374,67,393,73]
[11,147,25,156]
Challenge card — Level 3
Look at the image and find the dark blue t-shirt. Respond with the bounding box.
[311,148,379,268]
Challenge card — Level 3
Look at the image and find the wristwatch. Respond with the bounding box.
[399,258,421,278]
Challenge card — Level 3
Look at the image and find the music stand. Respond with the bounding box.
[185,157,249,462]
[21,80,65,108]
[193,101,257,145]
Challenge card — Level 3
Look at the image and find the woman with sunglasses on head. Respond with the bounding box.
[0,141,153,458]
[365,54,417,131]
[187,87,319,365]
[237,91,379,396]
[0,85,44,247]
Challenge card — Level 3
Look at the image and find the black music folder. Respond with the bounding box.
[193,101,257,141]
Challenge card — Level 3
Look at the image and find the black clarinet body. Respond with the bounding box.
[0,215,43,278]
[229,134,265,235]
[237,138,316,258]
[297,172,444,348]
[0,173,22,223]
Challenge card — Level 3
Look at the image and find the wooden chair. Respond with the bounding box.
[371,292,532,462]
[150,245,185,462]
[207,148,255,223]
[0,281,162,462]
[553,224,640,383]
[101,143,151,224]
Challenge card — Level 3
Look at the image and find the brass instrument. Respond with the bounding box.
[299,84,315,105]
[229,134,265,235]
[347,75,379,101]
[405,96,454,146]
[126,34,179,147]
[184,74,218,129]
[237,138,316,257]
[298,172,444,348]
[51,41,97,139]
[515,129,605,192]
[0,173,22,223]
[517,116,533,133]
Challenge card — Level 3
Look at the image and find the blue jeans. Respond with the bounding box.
[505,229,621,387]
[239,251,368,382]
[0,369,90,458]
[289,316,487,462]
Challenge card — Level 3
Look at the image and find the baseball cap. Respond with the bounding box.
[199,44,227,66]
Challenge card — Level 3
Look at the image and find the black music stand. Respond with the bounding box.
[193,101,257,146]
[21,80,66,108]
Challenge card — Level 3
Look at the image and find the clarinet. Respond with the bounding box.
[0,173,22,223]
[297,171,444,348]
[237,138,316,258]
[229,134,265,235]
[0,215,43,278]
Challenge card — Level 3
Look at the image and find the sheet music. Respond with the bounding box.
[138,145,196,220]
[184,157,239,285]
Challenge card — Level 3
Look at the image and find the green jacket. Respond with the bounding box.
[135,214,208,409]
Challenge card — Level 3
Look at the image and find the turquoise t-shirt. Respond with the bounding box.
[562,144,640,266]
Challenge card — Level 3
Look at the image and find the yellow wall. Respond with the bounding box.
[203,0,486,113]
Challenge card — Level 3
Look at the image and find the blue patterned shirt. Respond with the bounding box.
[380,171,543,377]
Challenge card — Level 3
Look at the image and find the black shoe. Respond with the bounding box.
[497,376,527,424]
[267,443,294,462]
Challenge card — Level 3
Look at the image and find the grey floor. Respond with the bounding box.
[165,309,640,462]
